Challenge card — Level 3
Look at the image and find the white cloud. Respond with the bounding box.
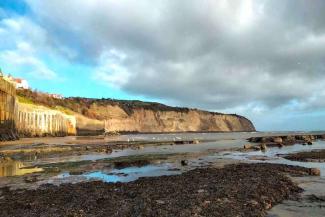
[0,43,57,79]
[93,50,130,88]
[0,16,57,80]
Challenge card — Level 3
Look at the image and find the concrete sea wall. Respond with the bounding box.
[0,77,17,140]
[0,76,76,141]
[15,103,76,137]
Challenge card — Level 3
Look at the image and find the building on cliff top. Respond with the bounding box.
[47,93,63,99]
[8,76,29,90]
[0,70,29,90]
[12,78,29,90]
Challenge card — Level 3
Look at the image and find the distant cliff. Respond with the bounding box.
[17,89,256,134]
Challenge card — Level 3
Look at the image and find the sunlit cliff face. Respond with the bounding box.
[1,0,325,130]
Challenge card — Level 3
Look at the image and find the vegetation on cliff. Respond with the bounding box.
[17,89,248,121]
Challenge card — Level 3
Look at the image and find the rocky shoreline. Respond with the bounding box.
[244,134,325,151]
[0,163,319,217]
[282,149,325,162]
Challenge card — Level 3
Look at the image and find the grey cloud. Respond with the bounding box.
[24,0,325,113]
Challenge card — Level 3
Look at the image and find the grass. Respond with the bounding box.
[55,106,75,115]
[17,96,75,115]
[17,96,35,105]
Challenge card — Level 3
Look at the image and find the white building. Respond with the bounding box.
[11,78,29,89]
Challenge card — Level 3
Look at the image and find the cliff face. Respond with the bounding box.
[17,90,256,134]
[80,104,255,133]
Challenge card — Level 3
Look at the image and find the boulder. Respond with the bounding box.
[272,137,283,143]
[283,135,296,144]
[261,137,273,143]
[105,147,113,154]
[277,143,284,148]
[248,137,261,143]
[260,143,267,151]
[253,146,261,151]
[244,144,253,149]
[24,176,38,183]
[193,139,200,144]
[181,160,188,166]
[309,168,321,176]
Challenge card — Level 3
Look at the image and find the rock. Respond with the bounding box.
[45,167,61,173]
[253,146,261,151]
[277,143,284,148]
[248,200,259,206]
[260,144,267,151]
[249,137,261,143]
[197,189,205,193]
[105,147,113,154]
[69,171,83,175]
[244,144,253,149]
[181,160,188,166]
[24,175,38,183]
[175,141,187,145]
[307,141,313,145]
[264,202,272,210]
[193,139,200,144]
[299,135,312,142]
[156,200,165,205]
[261,137,269,143]
[309,168,321,176]
[273,137,283,143]
[302,143,307,146]
[283,135,295,143]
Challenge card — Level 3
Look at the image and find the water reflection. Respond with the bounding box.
[0,158,43,177]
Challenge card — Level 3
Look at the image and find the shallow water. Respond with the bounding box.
[46,139,325,186]
[84,163,182,183]
[1,132,325,183]
[218,140,325,175]
[116,131,325,142]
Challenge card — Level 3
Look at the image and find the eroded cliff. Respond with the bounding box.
[17,90,255,134]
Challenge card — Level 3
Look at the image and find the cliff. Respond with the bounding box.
[17,89,255,134]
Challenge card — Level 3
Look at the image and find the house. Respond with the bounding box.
[11,78,29,89]
[48,93,63,99]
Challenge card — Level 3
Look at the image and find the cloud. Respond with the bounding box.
[23,0,325,107]
[6,0,325,130]
[0,16,57,79]
[0,42,57,79]
[93,50,130,88]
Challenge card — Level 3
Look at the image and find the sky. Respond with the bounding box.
[1,0,325,131]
